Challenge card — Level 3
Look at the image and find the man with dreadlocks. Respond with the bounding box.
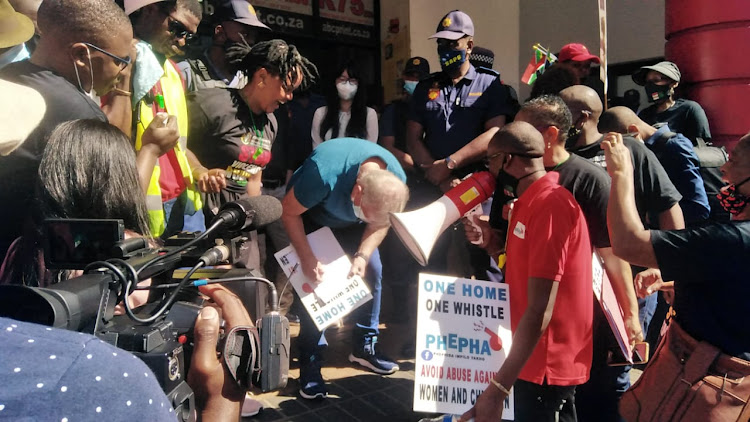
[187,38,317,247]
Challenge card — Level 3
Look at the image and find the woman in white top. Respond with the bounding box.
[311,60,378,148]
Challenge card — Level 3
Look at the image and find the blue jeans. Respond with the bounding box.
[638,292,658,337]
[576,293,658,422]
[297,222,382,359]
[162,190,205,238]
[576,303,630,422]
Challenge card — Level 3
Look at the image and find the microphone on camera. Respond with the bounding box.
[212,195,283,233]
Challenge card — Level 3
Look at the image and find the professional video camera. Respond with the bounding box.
[0,196,290,422]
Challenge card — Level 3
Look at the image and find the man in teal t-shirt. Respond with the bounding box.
[281,138,409,399]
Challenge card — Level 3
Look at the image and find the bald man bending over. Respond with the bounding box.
[461,122,593,422]
[599,106,709,225]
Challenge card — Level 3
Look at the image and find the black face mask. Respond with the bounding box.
[566,128,581,150]
[644,82,672,103]
[497,170,519,201]
[489,157,542,229]
[437,46,467,75]
[489,169,514,234]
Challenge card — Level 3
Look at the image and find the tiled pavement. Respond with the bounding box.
[246,319,434,422]
[244,288,643,422]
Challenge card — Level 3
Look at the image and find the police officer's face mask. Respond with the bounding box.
[438,46,467,74]
[644,82,673,103]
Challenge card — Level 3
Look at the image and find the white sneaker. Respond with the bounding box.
[241,396,263,417]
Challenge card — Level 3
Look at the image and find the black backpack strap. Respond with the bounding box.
[188,58,213,83]
[694,137,709,148]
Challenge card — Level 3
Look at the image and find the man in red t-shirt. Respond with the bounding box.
[461,121,593,422]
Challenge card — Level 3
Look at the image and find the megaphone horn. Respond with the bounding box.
[389,171,496,266]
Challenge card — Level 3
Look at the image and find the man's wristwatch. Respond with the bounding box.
[444,155,457,170]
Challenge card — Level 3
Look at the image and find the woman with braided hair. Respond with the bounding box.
[187,39,318,234]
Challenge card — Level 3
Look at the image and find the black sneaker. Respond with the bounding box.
[299,354,328,399]
[348,336,400,375]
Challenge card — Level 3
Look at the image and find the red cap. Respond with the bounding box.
[558,43,600,63]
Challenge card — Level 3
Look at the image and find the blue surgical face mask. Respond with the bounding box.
[403,80,418,96]
[438,46,467,74]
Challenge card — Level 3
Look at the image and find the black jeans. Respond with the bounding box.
[514,379,578,422]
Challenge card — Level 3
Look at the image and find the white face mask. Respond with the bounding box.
[352,198,367,222]
[337,81,358,101]
[72,47,98,101]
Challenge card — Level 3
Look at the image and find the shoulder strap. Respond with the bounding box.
[475,66,500,78]
[694,137,709,148]
[194,59,213,83]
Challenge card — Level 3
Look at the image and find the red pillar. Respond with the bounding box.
[665,0,750,150]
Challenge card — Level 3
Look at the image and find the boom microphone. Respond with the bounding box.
[213,196,283,232]
[389,171,496,266]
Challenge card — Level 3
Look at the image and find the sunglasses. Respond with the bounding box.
[83,42,131,71]
[483,151,506,168]
[483,151,540,168]
[167,15,197,42]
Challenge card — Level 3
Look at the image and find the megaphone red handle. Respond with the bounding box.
[444,171,496,215]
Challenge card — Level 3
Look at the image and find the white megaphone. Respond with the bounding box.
[389,171,496,266]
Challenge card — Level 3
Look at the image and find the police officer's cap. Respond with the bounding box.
[429,10,474,40]
[470,46,494,69]
[403,57,430,80]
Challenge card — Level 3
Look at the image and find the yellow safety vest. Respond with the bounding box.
[134,59,202,237]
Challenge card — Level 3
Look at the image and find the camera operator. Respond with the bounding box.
[0,283,251,420]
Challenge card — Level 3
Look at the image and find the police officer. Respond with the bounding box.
[406,9,518,276]
[377,56,430,326]
[380,56,430,171]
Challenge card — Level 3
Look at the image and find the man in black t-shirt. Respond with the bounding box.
[0,0,136,257]
[605,132,750,421]
[561,86,684,230]
[509,95,642,422]
[178,0,270,92]
[632,61,712,145]
[560,86,684,421]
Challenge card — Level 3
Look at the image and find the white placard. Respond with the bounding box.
[274,227,372,330]
[414,274,514,420]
